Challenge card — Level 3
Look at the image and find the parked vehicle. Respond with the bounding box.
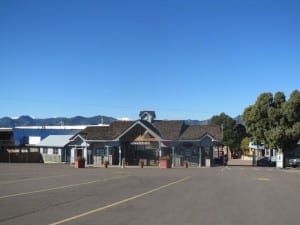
[256,156,275,167]
[288,158,300,168]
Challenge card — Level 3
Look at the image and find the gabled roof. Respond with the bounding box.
[180,125,221,141]
[152,120,187,140]
[116,120,161,141]
[71,120,221,142]
[110,121,135,138]
[78,126,112,140]
[36,135,73,147]
[77,121,134,140]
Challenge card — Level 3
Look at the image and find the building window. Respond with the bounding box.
[43,148,48,154]
[265,149,270,157]
[95,148,105,156]
[53,149,58,155]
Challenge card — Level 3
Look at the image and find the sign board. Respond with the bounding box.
[131,141,151,145]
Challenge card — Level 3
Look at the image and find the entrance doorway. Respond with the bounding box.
[123,142,158,166]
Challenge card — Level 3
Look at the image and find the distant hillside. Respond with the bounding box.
[184,119,210,125]
[234,115,244,125]
[185,115,243,126]
[0,114,244,128]
[0,115,116,127]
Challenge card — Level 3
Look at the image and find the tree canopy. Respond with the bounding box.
[243,90,300,152]
[240,137,250,153]
[210,113,246,154]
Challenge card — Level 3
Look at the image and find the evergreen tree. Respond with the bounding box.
[243,90,300,153]
[210,113,246,156]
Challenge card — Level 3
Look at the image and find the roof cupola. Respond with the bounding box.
[139,111,156,123]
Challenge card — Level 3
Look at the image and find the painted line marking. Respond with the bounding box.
[283,169,300,173]
[0,174,69,185]
[0,175,128,200]
[255,177,270,182]
[49,176,192,225]
[220,167,231,172]
[113,171,130,175]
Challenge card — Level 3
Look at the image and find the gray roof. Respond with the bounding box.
[75,120,221,142]
[36,135,73,147]
[180,125,221,140]
[77,121,134,140]
[152,120,187,140]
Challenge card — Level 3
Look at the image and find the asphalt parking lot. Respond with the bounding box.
[0,164,299,225]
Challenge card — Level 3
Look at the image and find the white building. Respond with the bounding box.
[36,135,73,163]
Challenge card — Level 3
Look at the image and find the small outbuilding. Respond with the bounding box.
[36,135,73,163]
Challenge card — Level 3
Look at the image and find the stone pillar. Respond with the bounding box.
[84,145,88,167]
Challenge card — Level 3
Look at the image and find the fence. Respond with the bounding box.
[0,152,43,163]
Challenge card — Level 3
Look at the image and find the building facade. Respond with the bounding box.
[37,135,73,163]
[68,111,222,167]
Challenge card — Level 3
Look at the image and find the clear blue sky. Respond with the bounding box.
[1,0,299,120]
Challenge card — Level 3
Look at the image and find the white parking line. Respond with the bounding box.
[283,169,300,174]
[0,175,129,200]
[49,176,192,225]
[0,174,69,185]
[255,177,271,182]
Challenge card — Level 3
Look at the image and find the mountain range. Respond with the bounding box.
[0,115,243,128]
[0,115,116,127]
